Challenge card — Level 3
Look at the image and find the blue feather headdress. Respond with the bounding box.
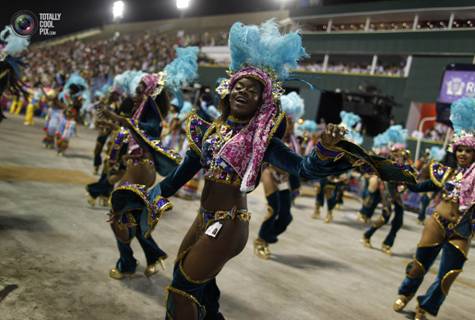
[178,101,193,121]
[0,26,30,96]
[372,124,407,155]
[339,111,363,145]
[294,119,318,136]
[429,146,446,161]
[94,81,112,98]
[450,97,475,149]
[0,26,30,57]
[164,47,199,91]
[340,111,361,129]
[216,20,308,101]
[229,20,307,80]
[112,70,144,96]
[280,91,304,120]
[61,72,91,106]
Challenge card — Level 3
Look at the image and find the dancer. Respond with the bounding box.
[254,91,304,259]
[393,97,475,320]
[56,108,77,156]
[86,96,135,207]
[315,111,363,223]
[42,90,65,149]
[361,125,415,255]
[0,25,30,114]
[92,84,120,174]
[134,21,415,319]
[99,47,199,280]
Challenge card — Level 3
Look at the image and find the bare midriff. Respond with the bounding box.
[434,200,462,223]
[119,152,156,188]
[200,179,247,212]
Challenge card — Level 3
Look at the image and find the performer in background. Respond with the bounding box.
[0,25,30,121]
[361,125,415,256]
[393,97,475,320]
[254,91,305,259]
[98,47,199,280]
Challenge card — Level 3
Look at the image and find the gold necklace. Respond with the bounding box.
[227,115,250,124]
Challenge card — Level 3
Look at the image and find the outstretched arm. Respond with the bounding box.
[264,124,354,179]
[407,180,440,193]
[155,149,203,198]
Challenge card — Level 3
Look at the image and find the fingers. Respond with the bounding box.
[326,124,347,138]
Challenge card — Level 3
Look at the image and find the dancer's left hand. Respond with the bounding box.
[321,124,347,146]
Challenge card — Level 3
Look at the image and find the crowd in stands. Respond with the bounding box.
[298,61,405,77]
[24,30,228,93]
[301,19,475,33]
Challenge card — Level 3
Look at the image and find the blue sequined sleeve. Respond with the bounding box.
[264,137,353,179]
[158,149,203,198]
[407,180,440,193]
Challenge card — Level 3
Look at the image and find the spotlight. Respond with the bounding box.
[176,0,191,10]
[112,1,124,20]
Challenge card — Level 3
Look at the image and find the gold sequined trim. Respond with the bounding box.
[266,112,286,143]
[126,119,182,164]
[448,240,469,260]
[441,269,463,295]
[185,112,211,157]
[178,261,213,284]
[165,286,205,318]
[429,161,453,188]
[204,175,241,187]
[406,259,425,279]
[432,212,447,238]
[112,184,163,238]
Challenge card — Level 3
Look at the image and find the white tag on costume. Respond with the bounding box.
[205,221,223,238]
[277,183,289,191]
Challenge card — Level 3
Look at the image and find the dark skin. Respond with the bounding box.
[171,77,346,319]
[96,100,156,189]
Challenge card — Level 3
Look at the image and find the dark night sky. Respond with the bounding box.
[2,0,385,39]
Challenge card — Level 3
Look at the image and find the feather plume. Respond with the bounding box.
[164,47,199,91]
[228,20,307,80]
[280,91,304,120]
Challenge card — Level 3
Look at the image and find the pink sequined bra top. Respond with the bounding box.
[201,120,247,186]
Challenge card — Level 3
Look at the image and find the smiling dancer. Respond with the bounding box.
[393,97,475,320]
[127,21,416,320]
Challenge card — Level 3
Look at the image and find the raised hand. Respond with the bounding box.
[321,123,347,147]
